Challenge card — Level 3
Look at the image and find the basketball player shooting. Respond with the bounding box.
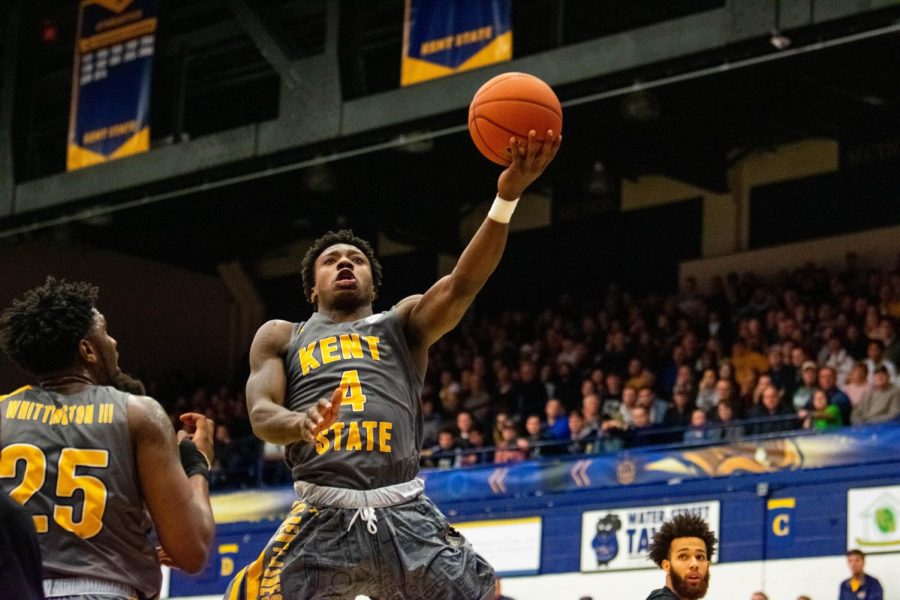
[224,129,560,600]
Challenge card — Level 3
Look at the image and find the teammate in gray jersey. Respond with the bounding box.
[226,130,560,599]
[0,278,217,600]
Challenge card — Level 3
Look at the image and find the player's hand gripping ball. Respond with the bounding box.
[468,72,563,165]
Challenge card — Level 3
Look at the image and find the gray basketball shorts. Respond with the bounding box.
[224,495,495,600]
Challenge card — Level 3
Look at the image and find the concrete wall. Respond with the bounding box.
[0,239,237,388]
[680,223,900,292]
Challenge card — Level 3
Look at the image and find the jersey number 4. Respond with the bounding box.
[0,443,109,539]
[339,369,367,412]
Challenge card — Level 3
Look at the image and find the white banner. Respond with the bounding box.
[580,501,720,572]
[847,485,900,553]
[453,517,542,575]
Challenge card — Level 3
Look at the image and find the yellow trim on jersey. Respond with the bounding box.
[0,385,32,403]
[243,550,264,600]
[225,566,246,600]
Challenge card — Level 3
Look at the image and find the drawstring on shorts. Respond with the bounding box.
[349,506,378,534]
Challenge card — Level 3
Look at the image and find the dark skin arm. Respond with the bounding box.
[245,319,341,445]
[399,130,561,370]
[129,400,215,574]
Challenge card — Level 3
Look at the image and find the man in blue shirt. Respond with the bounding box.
[840,549,883,600]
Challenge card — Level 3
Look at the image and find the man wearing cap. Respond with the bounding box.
[791,361,818,411]
[851,365,900,425]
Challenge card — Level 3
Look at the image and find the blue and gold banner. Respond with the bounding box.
[767,497,796,554]
[401,0,511,86]
[67,0,157,171]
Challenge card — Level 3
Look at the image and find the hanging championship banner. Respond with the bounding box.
[401,0,511,87]
[67,0,157,171]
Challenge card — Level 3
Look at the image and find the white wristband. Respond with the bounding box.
[487,194,520,224]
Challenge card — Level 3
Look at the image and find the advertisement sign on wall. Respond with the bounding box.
[847,485,900,553]
[454,516,542,575]
[580,501,720,572]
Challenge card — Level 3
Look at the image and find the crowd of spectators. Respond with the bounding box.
[419,253,900,468]
[140,373,264,489]
[151,253,900,484]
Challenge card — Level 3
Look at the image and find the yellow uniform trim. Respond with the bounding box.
[0,385,32,403]
[227,567,246,600]
[243,550,264,600]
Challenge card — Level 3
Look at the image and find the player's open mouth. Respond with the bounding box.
[335,269,356,288]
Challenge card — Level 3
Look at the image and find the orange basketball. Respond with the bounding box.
[468,72,563,166]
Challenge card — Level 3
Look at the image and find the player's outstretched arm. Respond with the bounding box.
[401,130,561,355]
[246,320,339,445]
[129,398,215,574]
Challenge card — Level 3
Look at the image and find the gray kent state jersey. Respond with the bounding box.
[283,309,425,489]
[0,385,160,599]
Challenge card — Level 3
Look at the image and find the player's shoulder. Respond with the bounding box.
[393,294,424,319]
[126,394,174,439]
[252,319,296,351]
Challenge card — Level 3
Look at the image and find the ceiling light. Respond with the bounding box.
[770,30,791,50]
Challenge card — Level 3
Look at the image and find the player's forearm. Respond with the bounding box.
[249,398,306,445]
[160,476,214,574]
[181,476,215,573]
[449,217,508,298]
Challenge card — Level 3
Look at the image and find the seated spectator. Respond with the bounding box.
[425,428,462,469]
[748,385,798,435]
[841,362,870,409]
[879,317,900,366]
[731,339,769,394]
[637,386,670,425]
[521,414,553,458]
[672,364,696,399]
[603,372,623,404]
[421,397,443,448]
[462,372,493,425]
[663,387,694,428]
[767,343,796,395]
[683,409,717,443]
[819,365,852,423]
[568,409,598,454]
[513,360,547,419]
[456,410,478,444]
[748,373,775,416]
[624,406,659,447]
[492,410,511,447]
[625,357,652,390]
[865,339,898,384]
[494,420,527,464]
[582,392,604,431]
[438,369,463,415]
[708,378,734,416]
[802,388,843,430]
[544,398,570,440]
[461,428,492,466]
[821,334,854,386]
[711,401,744,442]
[792,361,818,411]
[695,368,718,413]
[608,386,638,425]
[851,365,900,425]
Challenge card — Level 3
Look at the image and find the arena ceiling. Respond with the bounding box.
[3,1,900,276]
